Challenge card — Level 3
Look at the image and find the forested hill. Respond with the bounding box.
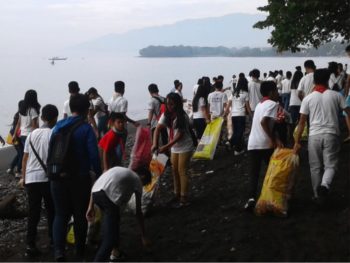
[139,42,348,57]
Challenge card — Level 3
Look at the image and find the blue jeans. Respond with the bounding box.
[93,190,120,262]
[51,177,91,258]
[230,116,246,151]
[193,118,206,139]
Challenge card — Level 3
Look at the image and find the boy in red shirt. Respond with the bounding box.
[98,113,127,171]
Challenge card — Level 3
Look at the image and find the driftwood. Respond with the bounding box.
[0,194,26,218]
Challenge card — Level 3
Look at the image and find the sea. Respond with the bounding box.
[0,55,348,137]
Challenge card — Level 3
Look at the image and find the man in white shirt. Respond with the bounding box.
[294,68,350,204]
[248,69,263,113]
[20,104,58,257]
[208,81,228,119]
[86,166,152,262]
[63,81,80,119]
[275,70,283,94]
[109,81,139,127]
[298,60,316,101]
[281,71,292,110]
[244,81,281,210]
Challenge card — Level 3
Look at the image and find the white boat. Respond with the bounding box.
[0,145,16,171]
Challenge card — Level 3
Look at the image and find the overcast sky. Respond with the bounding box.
[0,0,267,56]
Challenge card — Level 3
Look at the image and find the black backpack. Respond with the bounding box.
[47,120,84,180]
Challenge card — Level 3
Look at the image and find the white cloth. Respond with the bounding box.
[281,78,291,94]
[275,74,283,91]
[20,108,39,136]
[248,80,262,111]
[297,72,314,96]
[229,91,249,117]
[158,113,195,153]
[247,100,278,150]
[289,89,301,106]
[92,167,142,207]
[300,89,346,136]
[91,97,107,118]
[23,127,51,184]
[63,99,71,118]
[193,97,207,119]
[108,93,128,113]
[208,91,228,118]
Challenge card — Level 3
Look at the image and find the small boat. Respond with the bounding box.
[48,57,68,65]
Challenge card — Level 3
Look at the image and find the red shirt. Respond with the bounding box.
[98,129,126,162]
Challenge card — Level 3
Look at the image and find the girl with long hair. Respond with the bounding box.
[192,85,210,139]
[152,93,195,207]
[289,70,304,125]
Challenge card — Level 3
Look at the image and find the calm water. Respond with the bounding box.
[0,55,347,136]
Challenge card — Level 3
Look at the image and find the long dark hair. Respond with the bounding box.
[233,73,248,97]
[192,85,208,113]
[19,89,41,116]
[291,70,304,90]
[164,93,186,130]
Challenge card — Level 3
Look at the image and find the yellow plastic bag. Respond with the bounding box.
[255,148,299,217]
[293,124,308,141]
[192,117,224,160]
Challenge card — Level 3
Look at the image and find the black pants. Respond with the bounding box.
[193,118,206,139]
[93,190,120,262]
[248,149,274,199]
[230,116,246,151]
[26,182,54,247]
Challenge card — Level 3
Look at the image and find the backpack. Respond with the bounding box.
[152,96,166,120]
[46,120,84,180]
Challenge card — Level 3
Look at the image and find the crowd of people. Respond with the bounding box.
[2,45,350,262]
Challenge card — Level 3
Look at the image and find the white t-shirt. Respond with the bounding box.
[300,89,346,136]
[248,80,262,111]
[229,91,249,117]
[281,79,292,94]
[289,89,301,106]
[158,113,195,153]
[23,127,51,184]
[328,73,342,90]
[247,100,278,150]
[108,93,128,113]
[20,108,39,137]
[92,167,142,207]
[208,91,228,118]
[297,72,314,97]
[193,97,207,119]
[276,74,283,91]
[63,99,72,118]
[148,95,163,129]
[91,97,107,118]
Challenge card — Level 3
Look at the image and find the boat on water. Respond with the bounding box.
[0,145,16,171]
[48,57,68,65]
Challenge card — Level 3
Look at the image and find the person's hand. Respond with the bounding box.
[142,236,152,248]
[86,206,95,222]
[151,145,158,153]
[293,142,301,154]
[158,145,169,154]
[273,139,284,149]
[18,178,25,188]
[12,135,18,144]
[205,119,211,124]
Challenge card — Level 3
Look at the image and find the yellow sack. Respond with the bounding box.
[293,124,308,141]
[255,148,299,217]
[192,117,224,160]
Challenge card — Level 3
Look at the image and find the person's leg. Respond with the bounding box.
[51,181,71,260]
[178,151,192,202]
[26,183,42,248]
[247,150,264,199]
[93,191,120,262]
[231,117,245,151]
[41,182,55,244]
[321,134,340,190]
[194,118,206,140]
[308,135,323,197]
[171,153,180,197]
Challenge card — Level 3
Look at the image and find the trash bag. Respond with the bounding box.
[129,127,152,171]
[293,124,308,141]
[127,153,168,214]
[255,148,299,217]
[192,117,224,160]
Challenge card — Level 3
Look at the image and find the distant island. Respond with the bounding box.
[139,42,348,57]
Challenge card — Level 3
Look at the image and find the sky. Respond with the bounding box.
[0,0,267,56]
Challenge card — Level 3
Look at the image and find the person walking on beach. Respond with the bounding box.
[294,68,350,204]
[248,69,262,114]
[192,84,210,140]
[108,81,139,127]
[281,71,292,110]
[289,70,304,127]
[98,112,127,171]
[298,60,316,101]
[12,90,41,178]
[63,81,80,119]
[152,93,195,207]
[86,166,152,262]
[147,83,168,145]
[244,81,281,210]
[225,73,251,155]
[50,94,102,261]
[19,104,58,257]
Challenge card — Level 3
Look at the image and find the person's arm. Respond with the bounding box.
[102,150,110,172]
[147,110,153,127]
[19,153,29,188]
[224,100,232,116]
[159,130,183,153]
[245,101,252,116]
[122,113,140,127]
[135,192,151,246]
[261,116,282,148]
[151,123,166,152]
[86,194,95,222]
[31,117,39,130]
[12,117,21,143]
[293,114,307,154]
[201,105,210,123]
